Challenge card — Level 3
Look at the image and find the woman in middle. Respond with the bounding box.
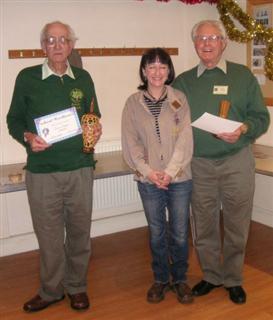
[121,48,194,304]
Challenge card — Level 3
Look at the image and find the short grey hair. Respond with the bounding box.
[191,20,227,41]
[40,21,78,46]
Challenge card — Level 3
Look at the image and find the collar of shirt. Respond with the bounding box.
[42,59,75,80]
[197,59,227,78]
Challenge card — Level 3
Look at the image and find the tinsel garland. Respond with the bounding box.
[217,0,273,80]
[137,0,273,80]
[155,0,218,3]
[138,0,218,3]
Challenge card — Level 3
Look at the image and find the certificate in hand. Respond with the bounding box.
[191,112,242,134]
[35,107,82,144]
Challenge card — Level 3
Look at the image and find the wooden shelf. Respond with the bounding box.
[8,47,179,59]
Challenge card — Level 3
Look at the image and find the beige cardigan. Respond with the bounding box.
[121,86,193,184]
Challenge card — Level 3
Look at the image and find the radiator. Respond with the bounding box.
[0,139,145,255]
[92,139,142,221]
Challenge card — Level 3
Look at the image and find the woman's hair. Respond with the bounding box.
[138,47,175,90]
[40,21,78,46]
[191,20,227,41]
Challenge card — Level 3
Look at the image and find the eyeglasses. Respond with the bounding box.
[45,36,71,47]
[194,35,224,43]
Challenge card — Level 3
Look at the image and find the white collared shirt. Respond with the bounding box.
[197,59,227,78]
[42,58,75,80]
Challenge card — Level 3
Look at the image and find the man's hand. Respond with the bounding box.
[93,122,102,145]
[24,132,51,152]
[216,126,242,144]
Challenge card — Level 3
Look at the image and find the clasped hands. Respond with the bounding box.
[148,170,172,190]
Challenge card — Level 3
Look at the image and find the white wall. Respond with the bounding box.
[1,0,263,166]
[256,108,273,146]
[1,0,272,257]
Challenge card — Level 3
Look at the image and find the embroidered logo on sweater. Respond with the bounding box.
[70,88,84,109]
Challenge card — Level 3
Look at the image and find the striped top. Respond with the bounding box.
[143,91,167,143]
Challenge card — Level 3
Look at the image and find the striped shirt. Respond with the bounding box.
[143,92,167,143]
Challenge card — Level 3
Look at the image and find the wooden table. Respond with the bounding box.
[0,151,132,194]
[252,144,273,177]
[1,144,272,194]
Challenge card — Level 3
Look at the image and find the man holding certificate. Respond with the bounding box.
[7,21,101,312]
[173,20,270,304]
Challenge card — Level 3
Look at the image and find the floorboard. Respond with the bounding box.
[0,221,273,320]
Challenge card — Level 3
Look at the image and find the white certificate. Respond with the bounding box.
[191,112,242,134]
[35,107,82,144]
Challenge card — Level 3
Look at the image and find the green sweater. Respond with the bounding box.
[173,61,270,159]
[7,64,101,173]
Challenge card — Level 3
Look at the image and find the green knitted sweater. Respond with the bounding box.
[173,61,270,159]
[7,64,101,173]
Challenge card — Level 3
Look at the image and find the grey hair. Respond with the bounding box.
[40,21,78,45]
[191,20,227,41]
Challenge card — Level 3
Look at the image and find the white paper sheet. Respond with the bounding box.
[191,112,242,134]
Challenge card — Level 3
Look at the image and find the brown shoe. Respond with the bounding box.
[68,292,90,310]
[23,294,65,312]
[147,282,170,303]
[173,283,194,304]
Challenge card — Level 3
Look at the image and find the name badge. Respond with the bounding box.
[213,85,228,95]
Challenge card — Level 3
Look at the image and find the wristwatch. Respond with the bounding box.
[240,123,248,134]
[23,132,31,143]
[23,132,28,142]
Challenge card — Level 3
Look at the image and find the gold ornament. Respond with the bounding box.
[217,0,273,80]
[219,100,231,118]
[81,98,100,153]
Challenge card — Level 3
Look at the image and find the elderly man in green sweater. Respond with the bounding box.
[173,20,270,304]
[7,21,101,312]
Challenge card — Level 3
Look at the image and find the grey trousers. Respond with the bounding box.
[26,167,94,301]
[191,146,255,287]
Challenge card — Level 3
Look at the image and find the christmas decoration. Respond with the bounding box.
[217,0,273,80]
[155,0,218,3]
[137,0,273,80]
[81,98,100,153]
[137,0,217,3]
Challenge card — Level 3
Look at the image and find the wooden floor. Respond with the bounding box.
[0,221,273,320]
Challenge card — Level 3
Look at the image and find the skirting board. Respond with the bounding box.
[251,205,273,228]
[1,206,271,257]
[0,210,147,257]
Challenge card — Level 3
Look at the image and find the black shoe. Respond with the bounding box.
[147,282,170,303]
[172,283,194,304]
[226,286,246,304]
[192,280,222,296]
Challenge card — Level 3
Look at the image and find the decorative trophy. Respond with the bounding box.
[212,100,231,138]
[81,98,100,153]
[219,100,231,118]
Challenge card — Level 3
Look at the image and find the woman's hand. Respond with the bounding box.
[147,171,171,190]
[158,172,171,189]
[148,170,164,188]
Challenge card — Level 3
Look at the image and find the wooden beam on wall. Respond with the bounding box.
[8,47,179,59]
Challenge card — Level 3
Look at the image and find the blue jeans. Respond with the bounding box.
[137,180,192,284]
